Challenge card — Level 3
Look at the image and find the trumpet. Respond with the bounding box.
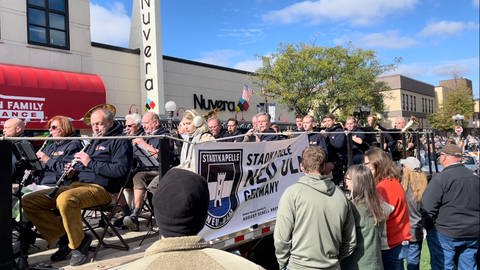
[397,116,419,157]
[401,115,419,132]
[46,139,91,199]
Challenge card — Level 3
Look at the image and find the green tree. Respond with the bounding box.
[428,85,474,131]
[253,43,398,118]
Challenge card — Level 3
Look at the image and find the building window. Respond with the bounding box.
[421,98,425,113]
[413,96,416,112]
[27,0,69,49]
[406,95,409,111]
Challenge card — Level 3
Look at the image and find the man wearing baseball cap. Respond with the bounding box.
[421,144,479,270]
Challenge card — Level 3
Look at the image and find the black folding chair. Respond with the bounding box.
[81,174,133,261]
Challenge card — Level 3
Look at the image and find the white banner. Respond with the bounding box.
[196,134,309,240]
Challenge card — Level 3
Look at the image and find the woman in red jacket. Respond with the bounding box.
[364,148,411,270]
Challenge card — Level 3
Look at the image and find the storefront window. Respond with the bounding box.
[27,0,69,49]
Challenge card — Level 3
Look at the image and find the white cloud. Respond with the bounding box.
[334,31,418,49]
[90,2,131,47]
[217,28,263,39]
[383,58,479,82]
[217,28,264,45]
[383,63,430,78]
[419,21,477,37]
[233,59,263,72]
[474,0,479,8]
[262,0,418,26]
[194,50,244,67]
[431,58,478,78]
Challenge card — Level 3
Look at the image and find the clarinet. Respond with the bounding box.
[46,140,91,199]
[38,135,52,153]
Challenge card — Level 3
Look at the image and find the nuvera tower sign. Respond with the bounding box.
[130,0,165,114]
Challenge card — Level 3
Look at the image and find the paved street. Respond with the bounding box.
[24,217,159,270]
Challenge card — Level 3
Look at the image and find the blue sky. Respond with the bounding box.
[90,0,479,98]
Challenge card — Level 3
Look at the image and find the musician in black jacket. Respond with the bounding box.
[390,116,417,161]
[243,113,281,142]
[36,116,83,186]
[3,118,29,183]
[302,115,328,154]
[320,114,347,185]
[23,107,133,266]
[344,116,367,165]
[222,118,244,142]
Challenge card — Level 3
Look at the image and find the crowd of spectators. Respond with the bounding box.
[4,110,479,269]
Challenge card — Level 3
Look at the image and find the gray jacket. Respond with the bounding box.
[274,173,356,270]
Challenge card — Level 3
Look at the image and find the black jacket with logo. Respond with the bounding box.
[75,121,133,193]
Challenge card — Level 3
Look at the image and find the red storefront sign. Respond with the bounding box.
[0,64,106,130]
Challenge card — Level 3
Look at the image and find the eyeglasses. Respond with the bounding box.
[125,124,134,128]
[49,125,58,130]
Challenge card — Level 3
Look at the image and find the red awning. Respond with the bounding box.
[0,63,106,130]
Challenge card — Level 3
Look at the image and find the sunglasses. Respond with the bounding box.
[49,125,59,130]
[125,124,134,128]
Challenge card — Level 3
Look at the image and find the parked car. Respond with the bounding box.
[422,155,479,175]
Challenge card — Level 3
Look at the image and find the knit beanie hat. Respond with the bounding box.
[153,168,210,237]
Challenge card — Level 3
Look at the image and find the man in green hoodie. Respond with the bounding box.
[274,146,356,270]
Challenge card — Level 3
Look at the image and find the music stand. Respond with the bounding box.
[134,145,159,169]
[13,141,43,173]
[11,141,45,270]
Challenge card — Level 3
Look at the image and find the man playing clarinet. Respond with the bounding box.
[22,107,132,266]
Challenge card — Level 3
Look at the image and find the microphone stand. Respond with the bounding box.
[14,169,34,270]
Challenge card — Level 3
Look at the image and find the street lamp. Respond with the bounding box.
[452,114,464,126]
[165,101,177,128]
[452,114,464,139]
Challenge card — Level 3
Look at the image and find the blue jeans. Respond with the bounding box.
[406,241,422,270]
[427,229,479,270]
[382,244,408,270]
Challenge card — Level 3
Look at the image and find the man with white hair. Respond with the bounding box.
[124,113,143,136]
[123,112,170,231]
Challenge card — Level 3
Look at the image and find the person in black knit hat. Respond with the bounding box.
[121,168,264,270]
[153,168,209,237]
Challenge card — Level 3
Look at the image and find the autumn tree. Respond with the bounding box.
[428,84,474,131]
[253,43,398,118]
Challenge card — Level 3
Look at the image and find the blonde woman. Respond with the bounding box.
[177,110,214,171]
[400,157,427,270]
[341,164,386,270]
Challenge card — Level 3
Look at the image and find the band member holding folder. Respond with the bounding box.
[123,112,170,232]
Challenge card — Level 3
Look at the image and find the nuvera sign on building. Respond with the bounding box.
[132,0,165,113]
